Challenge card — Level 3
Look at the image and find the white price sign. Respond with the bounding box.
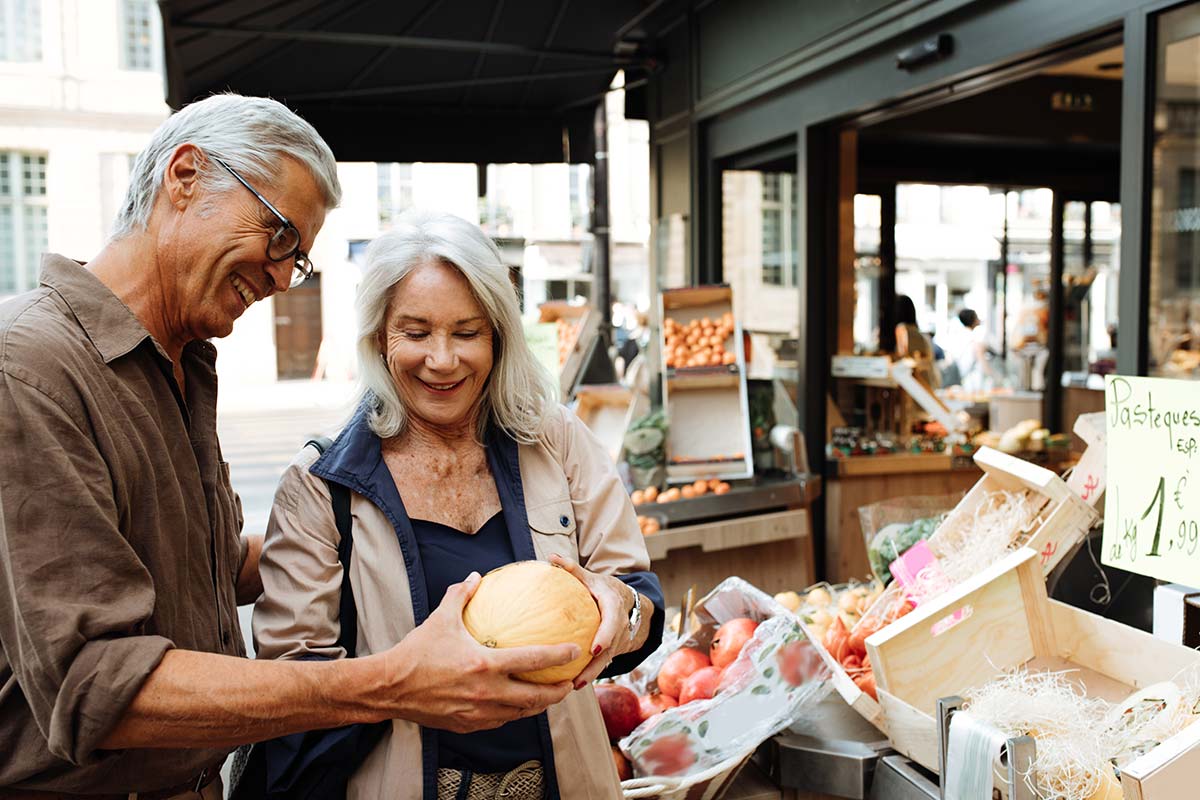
[1103,375,1200,584]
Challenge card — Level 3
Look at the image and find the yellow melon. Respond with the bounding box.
[462,560,600,684]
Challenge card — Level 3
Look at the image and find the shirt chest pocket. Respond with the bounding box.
[526,498,579,562]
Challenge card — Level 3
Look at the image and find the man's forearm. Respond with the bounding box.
[235,534,264,605]
[98,649,388,750]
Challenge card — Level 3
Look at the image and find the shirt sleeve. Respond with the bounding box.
[253,453,346,662]
[0,370,173,764]
[552,407,665,673]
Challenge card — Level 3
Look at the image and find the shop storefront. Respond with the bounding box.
[625,1,1200,796]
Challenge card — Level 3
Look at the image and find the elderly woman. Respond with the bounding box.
[253,209,664,799]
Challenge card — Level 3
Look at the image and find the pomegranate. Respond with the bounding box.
[461,561,600,684]
[637,692,678,721]
[655,647,710,698]
[594,683,642,741]
[639,732,697,777]
[709,617,758,668]
[612,746,633,781]
[678,665,722,705]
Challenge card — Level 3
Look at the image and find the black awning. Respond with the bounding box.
[159,0,670,164]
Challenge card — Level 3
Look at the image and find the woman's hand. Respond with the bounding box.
[380,572,579,733]
[549,554,636,689]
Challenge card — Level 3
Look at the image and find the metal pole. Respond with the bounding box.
[1047,190,1065,433]
[592,99,612,338]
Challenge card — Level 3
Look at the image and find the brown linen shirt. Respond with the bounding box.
[0,255,245,793]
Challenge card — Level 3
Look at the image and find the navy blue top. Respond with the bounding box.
[411,512,544,772]
[298,404,666,800]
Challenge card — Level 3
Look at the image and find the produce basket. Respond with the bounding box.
[614,577,831,799]
[866,547,1200,797]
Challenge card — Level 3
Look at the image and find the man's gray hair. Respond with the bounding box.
[356,209,557,444]
[111,93,340,239]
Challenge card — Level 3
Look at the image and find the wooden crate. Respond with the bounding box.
[865,548,1200,798]
[659,286,753,482]
[538,301,599,398]
[811,446,1097,734]
[573,384,636,463]
[926,446,1099,575]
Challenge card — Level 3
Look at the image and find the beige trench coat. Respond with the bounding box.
[254,404,652,799]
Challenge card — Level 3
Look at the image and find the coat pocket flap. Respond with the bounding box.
[527,499,577,536]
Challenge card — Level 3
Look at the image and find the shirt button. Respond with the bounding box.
[559,515,570,527]
[221,629,231,647]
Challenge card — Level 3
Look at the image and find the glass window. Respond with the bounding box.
[853,193,882,352]
[1150,5,1200,377]
[0,0,41,62]
[0,151,48,296]
[721,164,799,402]
[120,0,157,71]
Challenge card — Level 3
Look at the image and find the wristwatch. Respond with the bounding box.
[625,582,642,638]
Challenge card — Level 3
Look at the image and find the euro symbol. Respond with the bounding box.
[1176,475,1188,511]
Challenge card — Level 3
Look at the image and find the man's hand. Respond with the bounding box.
[378,572,578,734]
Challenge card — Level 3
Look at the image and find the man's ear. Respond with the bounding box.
[162,143,204,210]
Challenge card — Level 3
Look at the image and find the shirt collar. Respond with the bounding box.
[39,253,157,364]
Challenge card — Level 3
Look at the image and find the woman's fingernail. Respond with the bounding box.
[592,645,603,656]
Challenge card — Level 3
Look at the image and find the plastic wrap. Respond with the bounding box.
[613,577,831,781]
[858,494,961,584]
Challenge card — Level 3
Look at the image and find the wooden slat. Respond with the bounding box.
[833,453,955,477]
[866,550,1040,717]
[642,508,809,560]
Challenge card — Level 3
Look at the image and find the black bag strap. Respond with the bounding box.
[305,437,358,657]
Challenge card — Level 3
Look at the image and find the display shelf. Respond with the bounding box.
[659,284,754,483]
[634,475,817,527]
[641,507,810,561]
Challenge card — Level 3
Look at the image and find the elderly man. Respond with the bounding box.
[0,94,578,798]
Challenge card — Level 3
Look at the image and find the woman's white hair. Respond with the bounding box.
[111,93,340,239]
[356,209,557,444]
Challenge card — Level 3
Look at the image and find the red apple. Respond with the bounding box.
[612,745,633,781]
[709,617,759,668]
[656,647,710,698]
[594,683,642,741]
[637,691,678,721]
[639,732,697,777]
[678,665,722,704]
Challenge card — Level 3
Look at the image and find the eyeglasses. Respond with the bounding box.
[211,156,314,288]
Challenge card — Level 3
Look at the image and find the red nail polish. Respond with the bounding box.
[592,645,602,655]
